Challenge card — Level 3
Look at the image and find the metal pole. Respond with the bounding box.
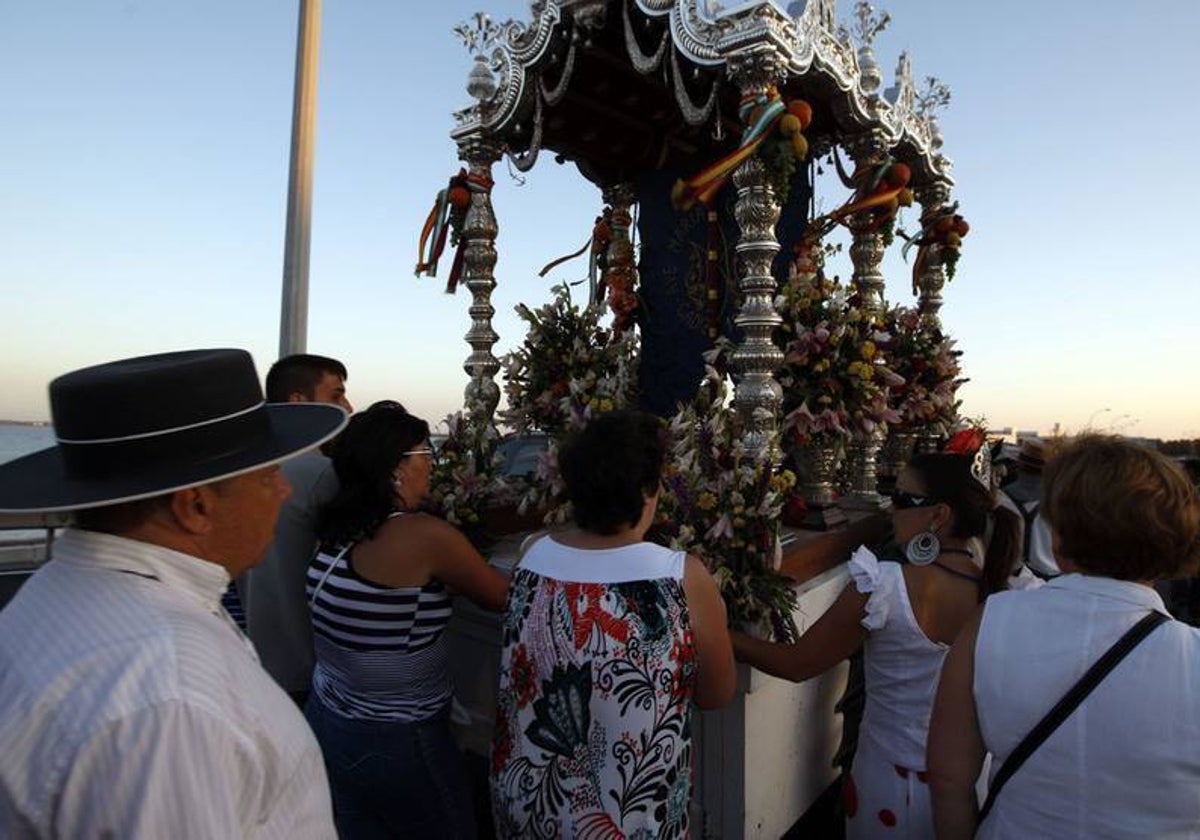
[279,0,321,357]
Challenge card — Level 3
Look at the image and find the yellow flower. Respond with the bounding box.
[861,341,876,361]
[599,398,614,411]
[697,492,717,511]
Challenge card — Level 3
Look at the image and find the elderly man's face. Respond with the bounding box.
[208,465,292,576]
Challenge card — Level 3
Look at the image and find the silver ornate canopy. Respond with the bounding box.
[446,0,958,471]
[453,1,951,186]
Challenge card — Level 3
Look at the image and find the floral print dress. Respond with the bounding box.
[490,538,698,839]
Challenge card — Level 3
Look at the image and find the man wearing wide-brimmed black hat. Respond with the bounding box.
[0,349,347,838]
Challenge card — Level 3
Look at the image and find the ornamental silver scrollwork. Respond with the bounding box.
[671,48,719,125]
[454,2,560,137]
[624,1,670,73]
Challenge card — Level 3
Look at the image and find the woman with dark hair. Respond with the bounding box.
[304,401,508,839]
[929,435,1200,838]
[733,443,1020,839]
[490,410,736,839]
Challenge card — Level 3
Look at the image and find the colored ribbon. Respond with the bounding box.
[415,170,493,293]
[537,211,614,305]
[672,90,788,210]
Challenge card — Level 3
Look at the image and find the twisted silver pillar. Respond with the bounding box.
[728,51,787,463]
[843,130,891,508]
[457,136,502,429]
[914,181,952,329]
[845,130,890,317]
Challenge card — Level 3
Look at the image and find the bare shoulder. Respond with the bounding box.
[681,553,723,604]
[682,552,714,582]
[379,511,461,541]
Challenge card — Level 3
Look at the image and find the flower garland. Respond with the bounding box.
[776,239,903,450]
[500,283,640,522]
[884,304,964,436]
[658,342,800,642]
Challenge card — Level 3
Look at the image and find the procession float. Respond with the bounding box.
[415,1,968,834]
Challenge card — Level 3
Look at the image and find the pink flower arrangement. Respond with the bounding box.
[884,304,964,435]
[776,242,903,447]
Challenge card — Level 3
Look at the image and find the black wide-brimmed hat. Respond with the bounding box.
[0,349,348,513]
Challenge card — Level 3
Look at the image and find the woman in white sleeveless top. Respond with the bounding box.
[734,441,1021,839]
[929,435,1200,838]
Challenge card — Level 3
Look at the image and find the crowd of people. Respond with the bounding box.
[0,347,1198,839]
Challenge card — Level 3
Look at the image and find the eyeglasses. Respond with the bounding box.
[889,490,939,510]
[402,448,437,463]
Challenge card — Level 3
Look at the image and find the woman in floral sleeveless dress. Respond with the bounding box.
[490,411,736,838]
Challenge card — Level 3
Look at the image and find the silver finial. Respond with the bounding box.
[455,13,500,103]
[849,1,890,48]
[848,2,890,95]
[466,54,497,102]
[914,75,952,119]
[453,11,500,55]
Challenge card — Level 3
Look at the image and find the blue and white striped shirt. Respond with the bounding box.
[307,537,454,722]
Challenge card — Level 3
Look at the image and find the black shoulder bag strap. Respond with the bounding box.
[977,610,1170,823]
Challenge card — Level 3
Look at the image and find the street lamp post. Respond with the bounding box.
[279,0,321,357]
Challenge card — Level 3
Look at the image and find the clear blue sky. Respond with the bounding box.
[2,1,1197,440]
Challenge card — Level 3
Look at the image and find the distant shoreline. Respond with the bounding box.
[0,420,50,427]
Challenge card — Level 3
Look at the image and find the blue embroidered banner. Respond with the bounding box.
[634,165,812,417]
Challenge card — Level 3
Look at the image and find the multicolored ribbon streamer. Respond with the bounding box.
[415,170,493,293]
[538,210,614,304]
[671,88,792,211]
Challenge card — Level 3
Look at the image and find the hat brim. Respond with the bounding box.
[0,403,348,514]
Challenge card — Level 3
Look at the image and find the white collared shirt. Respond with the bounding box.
[974,574,1200,839]
[0,529,336,839]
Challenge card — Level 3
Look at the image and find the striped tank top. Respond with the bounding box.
[306,515,454,721]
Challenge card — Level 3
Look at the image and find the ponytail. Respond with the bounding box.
[980,501,1021,602]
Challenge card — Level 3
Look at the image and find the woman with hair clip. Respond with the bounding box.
[733,431,1020,839]
[304,401,508,839]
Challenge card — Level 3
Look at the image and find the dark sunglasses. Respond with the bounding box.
[889,490,939,510]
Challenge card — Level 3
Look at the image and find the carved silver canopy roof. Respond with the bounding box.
[451,0,952,188]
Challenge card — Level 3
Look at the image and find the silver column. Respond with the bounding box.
[457,136,502,428]
[842,129,891,508]
[914,181,952,329]
[728,51,787,463]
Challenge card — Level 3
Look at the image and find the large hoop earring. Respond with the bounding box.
[905,531,940,566]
